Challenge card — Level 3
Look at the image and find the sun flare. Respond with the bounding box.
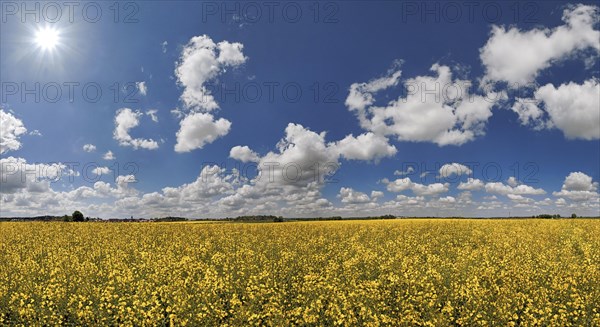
[34,27,60,51]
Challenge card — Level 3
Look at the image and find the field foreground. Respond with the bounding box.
[1,219,599,326]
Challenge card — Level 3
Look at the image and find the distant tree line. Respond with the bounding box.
[228,215,284,222]
[152,216,188,222]
[533,214,564,219]
[292,215,396,221]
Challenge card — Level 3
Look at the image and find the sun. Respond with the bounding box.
[34,27,60,51]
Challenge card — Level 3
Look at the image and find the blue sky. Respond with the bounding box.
[1,1,599,218]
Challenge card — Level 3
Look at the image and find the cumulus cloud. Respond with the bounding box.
[113,108,159,150]
[91,166,111,176]
[171,35,247,154]
[159,166,237,205]
[136,81,147,96]
[394,166,415,176]
[507,194,535,204]
[457,178,485,191]
[562,171,598,191]
[370,191,384,201]
[338,187,372,204]
[480,4,600,85]
[334,132,397,162]
[221,124,356,215]
[83,144,96,152]
[175,35,247,112]
[485,181,546,196]
[382,177,449,196]
[345,63,501,146]
[253,123,341,188]
[510,98,549,130]
[103,151,116,160]
[146,109,159,123]
[174,113,231,153]
[230,123,399,189]
[229,145,260,163]
[0,157,146,216]
[0,157,79,195]
[0,109,27,154]
[438,163,473,179]
[553,172,599,202]
[517,79,600,140]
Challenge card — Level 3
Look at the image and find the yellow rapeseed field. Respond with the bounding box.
[0,219,599,326]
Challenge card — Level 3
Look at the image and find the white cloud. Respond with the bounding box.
[438,196,456,204]
[229,145,260,163]
[29,130,42,136]
[345,66,402,113]
[83,144,97,152]
[103,151,116,160]
[457,178,485,191]
[533,80,599,140]
[222,123,357,215]
[507,194,535,204]
[175,35,247,112]
[383,177,449,196]
[345,63,501,146]
[0,109,27,154]
[383,177,413,193]
[394,166,415,176]
[146,109,159,123]
[230,123,399,190]
[116,174,137,187]
[485,181,546,196]
[510,98,548,130]
[170,108,184,119]
[338,187,371,204]
[411,182,450,196]
[136,81,147,96]
[174,112,231,153]
[217,41,247,65]
[91,167,111,176]
[334,132,397,162]
[113,108,159,150]
[480,4,600,84]
[553,172,599,202]
[385,194,425,207]
[507,176,519,187]
[0,157,77,194]
[511,79,599,140]
[161,41,168,53]
[164,166,236,202]
[438,163,473,178]
[370,191,384,201]
[562,172,598,191]
[254,123,340,189]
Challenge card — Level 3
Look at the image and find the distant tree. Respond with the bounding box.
[63,214,72,222]
[571,213,577,218]
[72,211,84,222]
